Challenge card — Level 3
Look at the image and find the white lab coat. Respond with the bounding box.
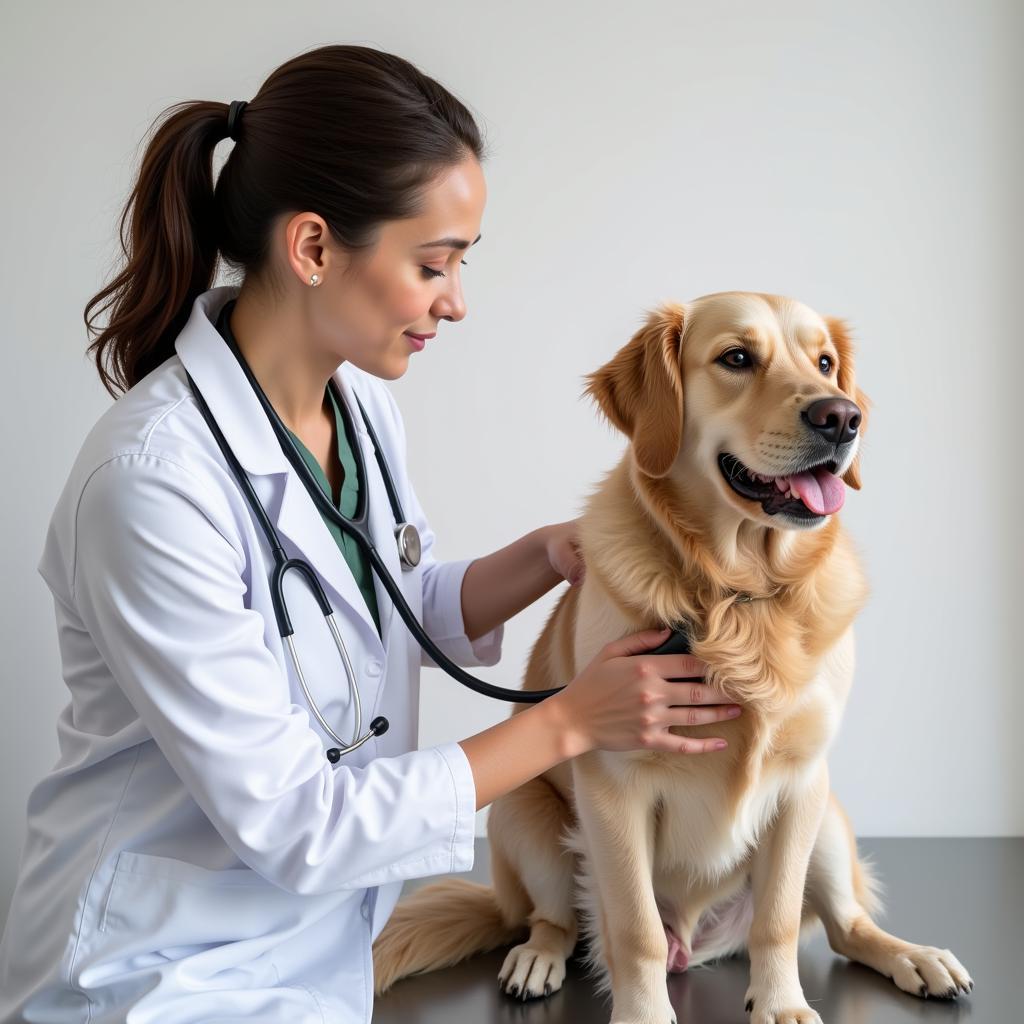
[0,284,503,1023]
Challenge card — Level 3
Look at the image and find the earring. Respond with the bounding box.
[309,273,320,287]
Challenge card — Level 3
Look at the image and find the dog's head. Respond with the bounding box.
[582,292,870,531]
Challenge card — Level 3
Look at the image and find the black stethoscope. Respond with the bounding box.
[184,301,566,763]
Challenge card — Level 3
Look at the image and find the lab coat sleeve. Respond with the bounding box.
[374,384,504,669]
[70,453,476,895]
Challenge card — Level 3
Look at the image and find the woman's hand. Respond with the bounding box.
[459,626,739,812]
[545,627,742,758]
[542,518,586,587]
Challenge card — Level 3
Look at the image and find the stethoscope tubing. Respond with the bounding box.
[186,331,565,706]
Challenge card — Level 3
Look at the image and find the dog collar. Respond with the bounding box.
[653,590,783,655]
[733,586,783,603]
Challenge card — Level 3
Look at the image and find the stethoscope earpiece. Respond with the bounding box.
[326,716,389,763]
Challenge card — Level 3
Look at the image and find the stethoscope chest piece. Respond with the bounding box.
[395,522,421,570]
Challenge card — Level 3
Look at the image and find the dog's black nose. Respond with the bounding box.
[801,397,861,445]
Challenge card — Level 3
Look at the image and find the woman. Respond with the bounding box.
[0,44,742,1023]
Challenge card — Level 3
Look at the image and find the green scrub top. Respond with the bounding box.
[285,384,383,639]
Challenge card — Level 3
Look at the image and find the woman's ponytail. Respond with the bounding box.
[85,102,228,397]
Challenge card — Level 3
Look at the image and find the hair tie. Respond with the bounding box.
[226,100,248,142]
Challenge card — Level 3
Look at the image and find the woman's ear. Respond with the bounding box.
[824,315,871,491]
[582,303,686,478]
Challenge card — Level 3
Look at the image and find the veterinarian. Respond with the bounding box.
[0,45,744,1023]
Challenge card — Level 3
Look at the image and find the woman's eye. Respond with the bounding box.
[818,354,833,374]
[717,349,754,370]
[420,259,469,280]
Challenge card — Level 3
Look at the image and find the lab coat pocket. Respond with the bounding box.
[93,850,304,984]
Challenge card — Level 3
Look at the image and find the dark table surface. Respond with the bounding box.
[373,836,1022,1023]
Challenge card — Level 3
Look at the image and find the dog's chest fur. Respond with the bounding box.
[592,660,847,885]
[570,545,859,882]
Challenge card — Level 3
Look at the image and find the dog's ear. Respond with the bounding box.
[582,304,686,478]
[824,315,871,491]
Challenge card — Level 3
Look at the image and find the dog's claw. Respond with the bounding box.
[745,997,754,1012]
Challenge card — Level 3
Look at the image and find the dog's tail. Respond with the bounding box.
[372,879,527,995]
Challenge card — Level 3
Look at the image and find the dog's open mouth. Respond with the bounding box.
[718,453,845,518]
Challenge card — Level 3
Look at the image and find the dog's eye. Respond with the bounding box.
[718,349,754,370]
[818,355,833,375]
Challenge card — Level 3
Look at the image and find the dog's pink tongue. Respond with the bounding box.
[784,465,845,515]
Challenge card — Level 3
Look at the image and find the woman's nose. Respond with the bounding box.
[432,280,467,323]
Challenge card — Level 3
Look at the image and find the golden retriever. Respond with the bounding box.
[372,291,974,1023]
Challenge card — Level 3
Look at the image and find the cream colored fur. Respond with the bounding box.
[372,292,973,1023]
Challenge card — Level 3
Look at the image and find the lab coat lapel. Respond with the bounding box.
[174,286,386,654]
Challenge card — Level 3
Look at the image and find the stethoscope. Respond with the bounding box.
[184,301,566,764]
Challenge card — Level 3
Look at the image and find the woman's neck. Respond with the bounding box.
[228,290,342,434]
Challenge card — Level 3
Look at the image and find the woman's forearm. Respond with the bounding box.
[457,696,585,811]
[459,527,564,641]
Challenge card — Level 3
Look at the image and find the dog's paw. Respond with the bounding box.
[609,980,677,1023]
[887,944,974,999]
[609,1008,677,1024]
[610,1018,676,1024]
[497,942,566,1000]
[743,987,822,1024]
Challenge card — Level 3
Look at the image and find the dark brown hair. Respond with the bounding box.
[84,45,487,397]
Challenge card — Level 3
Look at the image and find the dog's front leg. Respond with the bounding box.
[744,761,829,1024]
[572,752,675,1024]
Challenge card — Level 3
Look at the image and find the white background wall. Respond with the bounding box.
[2,0,1021,925]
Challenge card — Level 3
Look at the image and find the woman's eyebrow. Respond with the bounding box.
[416,233,482,250]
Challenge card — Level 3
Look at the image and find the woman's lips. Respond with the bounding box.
[404,330,434,350]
